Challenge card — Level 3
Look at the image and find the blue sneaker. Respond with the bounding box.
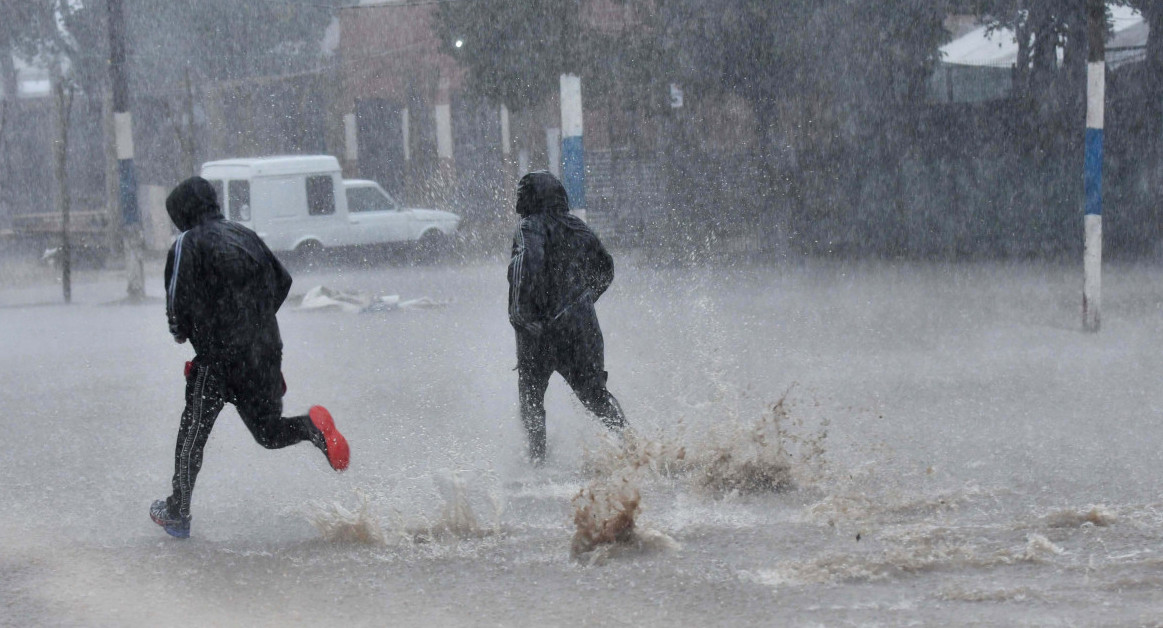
[150,499,191,539]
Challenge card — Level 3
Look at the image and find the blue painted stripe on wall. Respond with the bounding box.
[118,158,140,225]
[1084,128,1103,216]
[562,135,586,209]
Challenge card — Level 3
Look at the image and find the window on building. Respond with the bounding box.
[306,176,335,216]
[228,180,251,222]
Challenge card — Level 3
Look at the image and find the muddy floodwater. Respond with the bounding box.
[3,256,1163,626]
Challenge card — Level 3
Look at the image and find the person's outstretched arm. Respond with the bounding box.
[588,231,614,301]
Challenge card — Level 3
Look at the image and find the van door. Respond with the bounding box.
[253,175,311,251]
[306,173,350,247]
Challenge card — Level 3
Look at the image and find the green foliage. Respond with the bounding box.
[434,0,581,111]
[1,0,342,94]
[433,0,671,112]
[116,0,342,85]
[1,0,67,60]
[661,0,949,115]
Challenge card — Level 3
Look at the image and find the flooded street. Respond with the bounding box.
[4,257,1163,625]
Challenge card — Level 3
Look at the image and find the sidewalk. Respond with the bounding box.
[0,259,167,308]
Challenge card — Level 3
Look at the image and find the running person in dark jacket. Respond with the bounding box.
[150,176,349,539]
[508,171,626,463]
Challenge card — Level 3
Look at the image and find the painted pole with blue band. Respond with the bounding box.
[560,74,586,220]
[1083,0,1104,332]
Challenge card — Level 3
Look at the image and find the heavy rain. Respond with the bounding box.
[2,0,1163,625]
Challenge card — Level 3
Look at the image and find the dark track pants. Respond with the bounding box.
[516,302,626,461]
[165,354,321,518]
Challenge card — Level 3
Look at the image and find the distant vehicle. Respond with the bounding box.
[341,179,461,255]
[200,155,460,259]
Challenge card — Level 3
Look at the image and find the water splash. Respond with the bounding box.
[411,469,504,543]
[306,491,386,546]
[573,430,683,564]
[306,470,504,547]
[583,389,829,497]
[1040,505,1117,528]
[570,477,641,557]
[581,427,691,480]
[694,391,829,496]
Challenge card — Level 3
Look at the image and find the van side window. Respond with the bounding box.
[306,176,335,216]
[228,181,251,222]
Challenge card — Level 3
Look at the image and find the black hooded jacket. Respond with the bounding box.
[507,171,614,333]
[164,176,292,359]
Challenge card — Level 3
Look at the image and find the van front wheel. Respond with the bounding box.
[295,240,325,269]
[413,231,446,264]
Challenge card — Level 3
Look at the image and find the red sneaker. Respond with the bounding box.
[308,405,349,471]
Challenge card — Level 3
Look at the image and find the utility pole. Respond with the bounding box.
[560,74,586,221]
[434,75,455,208]
[500,103,514,204]
[1082,0,1104,332]
[51,62,74,304]
[107,0,144,301]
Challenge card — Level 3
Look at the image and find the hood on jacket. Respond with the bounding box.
[515,171,570,217]
[166,176,223,231]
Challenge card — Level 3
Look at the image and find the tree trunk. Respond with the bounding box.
[103,87,120,256]
[52,64,74,304]
[0,31,14,214]
[1143,4,1163,247]
[1062,5,1088,115]
[1014,0,1031,99]
[1028,5,1057,109]
[178,67,197,177]
[0,30,17,102]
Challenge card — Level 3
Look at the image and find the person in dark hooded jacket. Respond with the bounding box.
[508,171,626,462]
[149,176,349,539]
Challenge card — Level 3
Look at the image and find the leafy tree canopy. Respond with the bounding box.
[434,0,670,112]
[433,0,582,111]
[658,0,949,124]
[2,0,344,94]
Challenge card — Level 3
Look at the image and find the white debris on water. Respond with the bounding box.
[1021,533,1064,562]
[297,285,450,313]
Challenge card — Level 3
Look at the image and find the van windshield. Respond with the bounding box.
[346,186,397,213]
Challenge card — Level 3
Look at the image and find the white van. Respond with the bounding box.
[200,155,460,256]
